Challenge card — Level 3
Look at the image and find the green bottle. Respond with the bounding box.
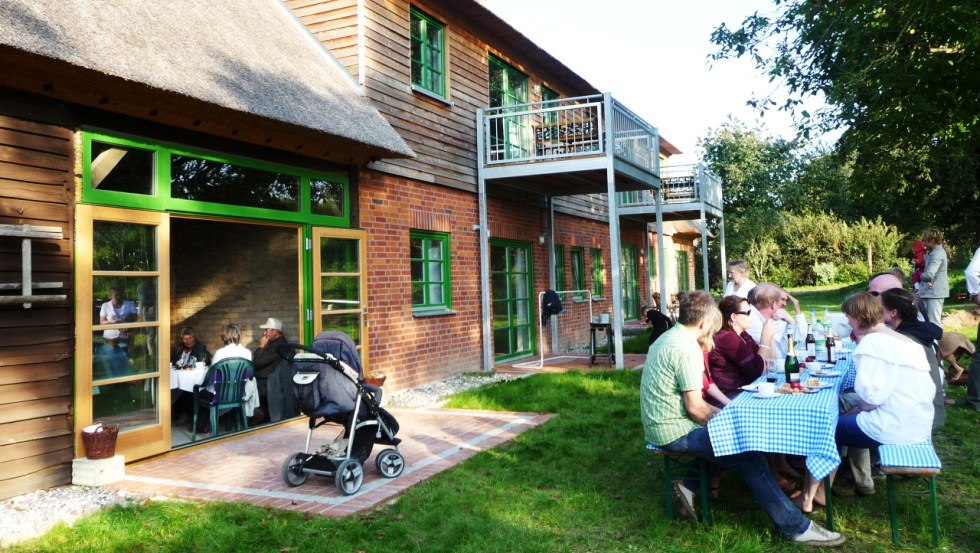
[784,334,801,387]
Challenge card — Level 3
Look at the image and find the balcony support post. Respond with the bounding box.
[548,197,559,351]
[603,93,624,370]
[719,215,728,291]
[655,188,668,316]
[476,108,493,372]
[700,204,710,292]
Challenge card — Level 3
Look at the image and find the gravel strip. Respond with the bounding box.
[0,486,144,547]
[383,372,532,408]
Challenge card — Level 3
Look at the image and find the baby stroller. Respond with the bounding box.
[280,331,404,495]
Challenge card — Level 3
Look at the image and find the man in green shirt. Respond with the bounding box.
[641,291,844,547]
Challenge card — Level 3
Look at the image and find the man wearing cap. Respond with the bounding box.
[251,317,289,424]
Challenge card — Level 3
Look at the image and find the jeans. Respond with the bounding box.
[836,414,881,449]
[838,393,875,488]
[662,427,810,536]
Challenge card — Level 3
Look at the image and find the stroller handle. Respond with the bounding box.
[282,343,362,383]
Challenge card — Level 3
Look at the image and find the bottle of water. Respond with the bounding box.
[813,321,826,362]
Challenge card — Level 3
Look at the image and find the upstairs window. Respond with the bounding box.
[410,7,446,98]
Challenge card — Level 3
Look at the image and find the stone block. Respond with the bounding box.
[72,455,125,486]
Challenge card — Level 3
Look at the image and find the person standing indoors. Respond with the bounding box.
[918,229,949,326]
[722,259,757,299]
[964,245,980,411]
[640,290,844,546]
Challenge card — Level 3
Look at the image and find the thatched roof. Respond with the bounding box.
[0,0,413,159]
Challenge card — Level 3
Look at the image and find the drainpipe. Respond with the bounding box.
[549,197,558,350]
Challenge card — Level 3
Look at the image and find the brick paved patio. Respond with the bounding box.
[111,406,552,517]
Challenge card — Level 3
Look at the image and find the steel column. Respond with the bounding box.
[476,108,493,372]
[549,197,558,350]
[604,93,624,369]
[655,188,668,316]
[719,216,728,292]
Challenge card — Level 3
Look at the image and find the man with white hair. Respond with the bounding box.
[746,282,807,360]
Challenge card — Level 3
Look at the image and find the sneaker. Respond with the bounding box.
[671,480,697,521]
[791,521,846,547]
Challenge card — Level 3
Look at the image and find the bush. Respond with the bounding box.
[813,262,838,285]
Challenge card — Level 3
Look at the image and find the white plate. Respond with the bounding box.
[810,371,841,378]
[803,381,834,389]
[753,393,779,399]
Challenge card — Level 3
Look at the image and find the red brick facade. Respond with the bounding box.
[359,170,651,388]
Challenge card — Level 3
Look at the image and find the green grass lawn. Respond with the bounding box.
[13,371,980,552]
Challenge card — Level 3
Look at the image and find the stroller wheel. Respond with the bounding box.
[335,458,363,495]
[374,448,405,478]
[281,453,310,487]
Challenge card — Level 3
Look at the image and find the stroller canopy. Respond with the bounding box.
[312,331,363,378]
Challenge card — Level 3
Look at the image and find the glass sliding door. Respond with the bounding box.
[75,206,170,460]
[313,227,369,370]
[490,240,534,361]
[621,244,638,321]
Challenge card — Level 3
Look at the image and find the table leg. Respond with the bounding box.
[823,475,834,531]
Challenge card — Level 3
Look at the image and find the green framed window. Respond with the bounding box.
[553,245,565,290]
[410,230,451,311]
[490,239,534,361]
[410,7,446,98]
[677,250,690,292]
[621,243,638,321]
[81,132,349,227]
[590,248,604,298]
[488,55,530,161]
[649,245,657,278]
[570,247,585,299]
[541,86,560,126]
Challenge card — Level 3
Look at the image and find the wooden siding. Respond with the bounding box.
[286,0,360,82]
[0,113,74,501]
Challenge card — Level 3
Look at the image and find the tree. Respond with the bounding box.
[711,0,980,246]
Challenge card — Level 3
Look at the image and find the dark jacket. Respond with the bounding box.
[896,318,945,428]
[646,308,674,346]
[253,334,289,377]
[170,340,211,366]
[541,289,564,325]
[252,334,297,422]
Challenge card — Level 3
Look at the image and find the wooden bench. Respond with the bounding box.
[646,443,710,523]
[879,441,942,547]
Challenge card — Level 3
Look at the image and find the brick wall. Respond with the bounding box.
[358,170,650,388]
[169,219,300,356]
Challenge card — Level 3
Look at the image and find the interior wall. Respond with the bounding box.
[169,219,300,357]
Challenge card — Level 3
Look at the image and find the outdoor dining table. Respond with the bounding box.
[707,351,856,529]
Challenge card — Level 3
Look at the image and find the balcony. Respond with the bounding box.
[617,163,723,223]
[477,94,660,196]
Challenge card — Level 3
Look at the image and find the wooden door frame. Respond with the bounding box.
[311,227,369,370]
[74,205,171,460]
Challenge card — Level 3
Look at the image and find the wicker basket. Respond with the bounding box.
[81,422,119,460]
[365,373,387,387]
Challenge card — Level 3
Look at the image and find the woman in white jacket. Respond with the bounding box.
[796,292,935,513]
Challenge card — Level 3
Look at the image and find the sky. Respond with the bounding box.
[485,0,833,163]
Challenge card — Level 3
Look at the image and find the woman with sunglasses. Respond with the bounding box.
[709,295,778,399]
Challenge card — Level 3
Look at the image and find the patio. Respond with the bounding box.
[110,405,552,517]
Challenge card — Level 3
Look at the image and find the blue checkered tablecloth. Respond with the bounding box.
[879,440,942,470]
[707,364,850,480]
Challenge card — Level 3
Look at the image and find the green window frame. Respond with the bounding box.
[590,248,604,299]
[570,247,585,299]
[677,250,690,292]
[410,230,451,312]
[553,245,565,291]
[410,7,446,98]
[621,243,638,321]
[649,245,657,279]
[488,55,530,161]
[81,131,350,227]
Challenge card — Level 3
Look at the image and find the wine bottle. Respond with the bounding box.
[825,328,837,363]
[805,324,816,359]
[785,334,801,388]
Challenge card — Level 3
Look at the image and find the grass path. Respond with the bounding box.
[11,371,979,552]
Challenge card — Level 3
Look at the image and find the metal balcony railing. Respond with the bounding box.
[480,94,659,175]
[617,163,724,210]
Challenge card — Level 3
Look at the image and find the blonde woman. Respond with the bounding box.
[722,259,756,299]
[698,306,730,408]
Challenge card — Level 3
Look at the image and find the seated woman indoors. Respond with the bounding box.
[797,292,935,513]
[708,295,775,398]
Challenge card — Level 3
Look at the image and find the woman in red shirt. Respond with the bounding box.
[709,295,778,398]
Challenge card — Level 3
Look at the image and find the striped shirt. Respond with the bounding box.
[640,324,704,446]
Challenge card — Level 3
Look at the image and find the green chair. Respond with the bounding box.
[192,357,253,441]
